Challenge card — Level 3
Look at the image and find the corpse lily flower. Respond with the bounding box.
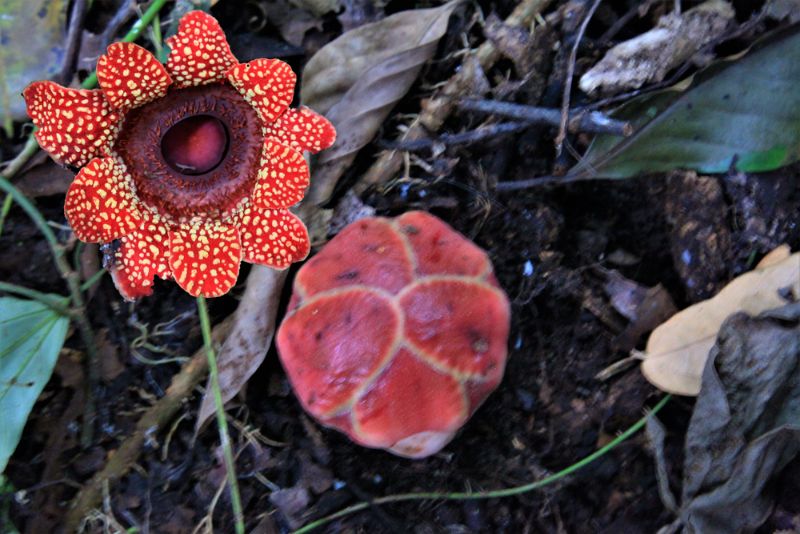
[23,11,335,299]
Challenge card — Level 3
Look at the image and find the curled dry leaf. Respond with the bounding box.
[300,0,464,205]
[640,249,799,396]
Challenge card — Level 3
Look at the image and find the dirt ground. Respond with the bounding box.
[2,0,800,532]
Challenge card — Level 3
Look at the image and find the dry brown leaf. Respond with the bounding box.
[756,243,791,268]
[300,0,464,205]
[290,0,339,17]
[640,250,799,396]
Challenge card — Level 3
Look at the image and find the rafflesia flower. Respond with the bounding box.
[23,11,335,299]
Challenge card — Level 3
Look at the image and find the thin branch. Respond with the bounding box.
[460,99,632,136]
[64,318,233,531]
[57,0,88,85]
[598,0,659,44]
[380,122,531,152]
[555,0,603,155]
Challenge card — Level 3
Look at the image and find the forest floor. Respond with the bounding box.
[2,0,799,532]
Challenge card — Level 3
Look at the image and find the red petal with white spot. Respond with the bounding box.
[166,10,237,88]
[23,81,120,166]
[168,222,242,297]
[109,210,171,300]
[234,204,309,269]
[97,42,172,111]
[253,140,309,209]
[64,157,141,243]
[264,106,336,154]
[226,59,296,124]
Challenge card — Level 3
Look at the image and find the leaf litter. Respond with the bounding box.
[3,0,800,532]
[648,302,800,533]
[641,247,799,396]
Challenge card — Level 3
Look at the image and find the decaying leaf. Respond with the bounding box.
[579,0,735,95]
[649,304,800,533]
[301,0,464,205]
[602,269,677,351]
[571,26,800,179]
[641,250,799,396]
[290,0,340,17]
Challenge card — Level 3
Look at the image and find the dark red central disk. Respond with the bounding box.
[161,115,228,175]
[115,83,263,221]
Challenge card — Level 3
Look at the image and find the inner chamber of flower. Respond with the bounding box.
[23,10,336,299]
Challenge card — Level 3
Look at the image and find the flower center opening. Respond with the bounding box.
[160,115,229,175]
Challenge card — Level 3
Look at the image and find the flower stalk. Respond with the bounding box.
[197,296,245,534]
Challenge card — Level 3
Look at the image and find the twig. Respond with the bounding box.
[292,396,672,533]
[101,0,138,50]
[554,0,603,155]
[354,0,555,195]
[598,0,659,44]
[57,0,88,85]
[460,99,632,136]
[64,318,233,530]
[196,297,245,534]
[380,122,531,152]
[80,0,168,89]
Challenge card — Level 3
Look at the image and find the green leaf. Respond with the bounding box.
[0,297,69,474]
[570,27,800,179]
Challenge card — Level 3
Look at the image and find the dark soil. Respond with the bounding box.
[2,1,799,533]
